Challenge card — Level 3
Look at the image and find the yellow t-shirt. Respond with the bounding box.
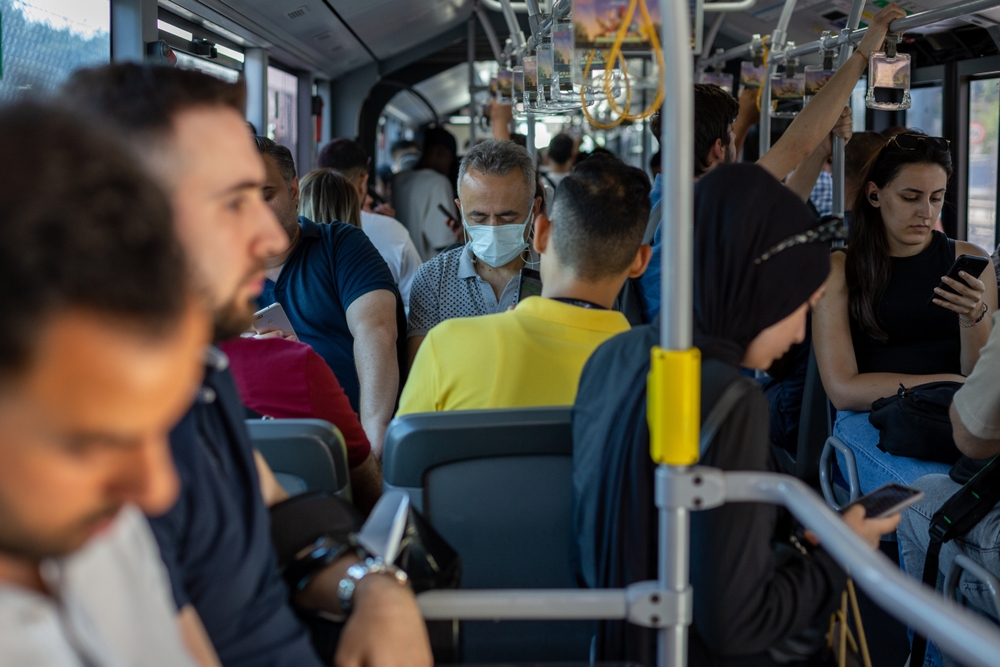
[397,296,631,415]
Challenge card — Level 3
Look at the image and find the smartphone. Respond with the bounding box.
[437,203,459,221]
[517,268,543,304]
[928,254,991,306]
[843,483,924,519]
[253,303,296,338]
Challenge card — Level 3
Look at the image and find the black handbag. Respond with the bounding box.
[868,381,963,464]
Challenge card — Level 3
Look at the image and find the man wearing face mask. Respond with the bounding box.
[405,139,540,364]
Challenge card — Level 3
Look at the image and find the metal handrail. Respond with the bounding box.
[759,0,798,158]
[704,0,759,12]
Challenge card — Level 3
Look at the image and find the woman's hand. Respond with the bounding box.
[932,271,987,322]
[855,4,907,60]
[841,505,901,549]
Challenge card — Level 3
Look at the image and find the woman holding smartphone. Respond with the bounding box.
[813,132,998,492]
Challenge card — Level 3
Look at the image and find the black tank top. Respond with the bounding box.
[845,231,961,375]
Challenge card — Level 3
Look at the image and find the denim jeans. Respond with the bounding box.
[832,411,952,493]
[898,474,1000,667]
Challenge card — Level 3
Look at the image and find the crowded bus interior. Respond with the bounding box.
[9,0,1000,665]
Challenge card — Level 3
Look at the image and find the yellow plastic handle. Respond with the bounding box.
[648,346,701,466]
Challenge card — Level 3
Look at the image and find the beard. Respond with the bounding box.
[213,295,257,343]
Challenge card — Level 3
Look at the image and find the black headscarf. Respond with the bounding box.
[691,163,831,366]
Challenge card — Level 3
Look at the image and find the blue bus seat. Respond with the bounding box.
[382,407,593,663]
[244,419,351,502]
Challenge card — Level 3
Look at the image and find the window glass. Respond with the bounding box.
[907,85,943,137]
[0,0,110,101]
[968,78,998,252]
[267,66,298,167]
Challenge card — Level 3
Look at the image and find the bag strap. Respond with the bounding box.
[911,453,1000,665]
[700,378,754,456]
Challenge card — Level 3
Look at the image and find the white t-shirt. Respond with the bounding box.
[391,168,457,261]
[360,210,422,311]
[0,505,195,667]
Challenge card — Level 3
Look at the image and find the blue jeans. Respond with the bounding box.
[898,474,1000,667]
[833,411,952,494]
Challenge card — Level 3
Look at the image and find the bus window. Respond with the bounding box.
[0,0,109,101]
[850,78,867,132]
[968,78,998,252]
[907,85,943,137]
[267,65,298,167]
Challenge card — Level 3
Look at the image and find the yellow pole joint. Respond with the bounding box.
[648,346,701,466]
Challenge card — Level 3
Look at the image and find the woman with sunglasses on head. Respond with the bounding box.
[573,164,899,666]
[813,133,998,493]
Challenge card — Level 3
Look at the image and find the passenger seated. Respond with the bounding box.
[0,102,208,665]
[254,137,404,456]
[406,138,542,363]
[299,168,362,226]
[813,133,998,492]
[218,336,382,513]
[573,164,899,666]
[392,126,460,259]
[398,154,652,414]
[316,139,421,308]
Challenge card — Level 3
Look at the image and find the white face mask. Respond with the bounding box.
[463,209,532,268]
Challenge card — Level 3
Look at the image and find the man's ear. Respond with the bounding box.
[533,213,552,254]
[289,176,300,207]
[358,173,370,200]
[707,139,726,169]
[627,243,654,279]
[455,197,463,218]
[533,195,542,217]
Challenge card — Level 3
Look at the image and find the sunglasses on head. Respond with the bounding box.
[754,215,848,265]
[886,134,950,152]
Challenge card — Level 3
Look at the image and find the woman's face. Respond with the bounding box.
[742,285,826,370]
[866,163,948,249]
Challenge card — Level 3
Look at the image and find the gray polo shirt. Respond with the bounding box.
[407,245,523,337]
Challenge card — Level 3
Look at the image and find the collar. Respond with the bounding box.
[457,245,478,280]
[204,345,229,371]
[513,296,629,333]
[298,216,322,239]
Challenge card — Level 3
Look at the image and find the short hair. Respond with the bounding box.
[0,103,188,380]
[548,133,575,164]
[299,169,361,228]
[694,84,739,177]
[253,136,297,185]
[317,138,369,182]
[549,154,651,279]
[457,139,536,207]
[422,126,457,155]
[62,63,245,145]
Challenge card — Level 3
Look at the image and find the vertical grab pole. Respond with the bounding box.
[832,0,866,218]
[469,17,478,147]
[653,1,699,667]
[759,0,799,158]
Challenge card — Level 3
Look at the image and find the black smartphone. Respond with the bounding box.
[437,203,459,221]
[842,483,924,519]
[517,268,543,303]
[928,254,991,306]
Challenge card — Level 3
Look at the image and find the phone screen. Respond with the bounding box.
[518,269,543,303]
[845,483,923,519]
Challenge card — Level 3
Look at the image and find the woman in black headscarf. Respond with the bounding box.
[572,164,899,666]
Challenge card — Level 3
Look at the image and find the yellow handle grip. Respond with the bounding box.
[648,346,701,466]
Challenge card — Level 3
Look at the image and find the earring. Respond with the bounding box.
[870,193,878,201]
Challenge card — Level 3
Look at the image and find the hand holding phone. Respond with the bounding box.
[928,254,990,307]
[843,483,924,519]
[253,303,297,339]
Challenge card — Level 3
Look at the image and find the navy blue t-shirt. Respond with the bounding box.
[149,348,323,667]
[257,217,398,411]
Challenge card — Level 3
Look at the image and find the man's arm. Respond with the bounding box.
[950,403,1000,460]
[350,453,383,516]
[733,87,760,155]
[347,289,400,459]
[785,107,852,202]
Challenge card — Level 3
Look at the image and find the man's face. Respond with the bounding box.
[163,107,286,339]
[0,304,209,560]
[260,153,300,240]
[457,169,536,230]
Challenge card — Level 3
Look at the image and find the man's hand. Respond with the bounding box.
[446,216,463,243]
[374,202,396,218]
[335,575,432,667]
[841,504,901,549]
[254,329,299,343]
[490,102,514,141]
[738,87,761,125]
[855,4,907,61]
[820,106,853,157]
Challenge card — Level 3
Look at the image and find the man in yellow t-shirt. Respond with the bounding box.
[398,155,653,415]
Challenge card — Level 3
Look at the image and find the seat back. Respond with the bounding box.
[383,408,592,662]
[244,419,351,501]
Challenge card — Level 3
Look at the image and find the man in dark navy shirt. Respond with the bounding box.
[65,64,432,667]
[255,138,402,458]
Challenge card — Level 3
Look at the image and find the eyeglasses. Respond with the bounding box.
[886,134,950,152]
[754,215,848,265]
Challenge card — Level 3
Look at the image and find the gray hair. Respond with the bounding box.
[253,135,297,186]
[457,139,536,207]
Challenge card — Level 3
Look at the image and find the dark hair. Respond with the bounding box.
[421,126,457,155]
[62,63,246,142]
[0,103,188,379]
[846,132,954,341]
[548,133,575,164]
[694,84,739,177]
[845,132,886,190]
[253,136,297,185]
[549,154,651,279]
[317,138,369,180]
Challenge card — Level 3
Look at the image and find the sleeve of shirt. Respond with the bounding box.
[147,453,192,611]
[332,224,398,311]
[304,347,372,467]
[406,260,441,337]
[397,332,441,416]
[421,175,459,253]
[954,311,1000,440]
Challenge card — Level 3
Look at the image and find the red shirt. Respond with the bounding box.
[219,337,371,467]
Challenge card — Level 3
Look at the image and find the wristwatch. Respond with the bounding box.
[337,557,409,613]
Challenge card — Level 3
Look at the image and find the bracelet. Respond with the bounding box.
[337,557,409,613]
[960,302,989,328]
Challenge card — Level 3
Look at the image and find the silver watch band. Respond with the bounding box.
[337,557,409,613]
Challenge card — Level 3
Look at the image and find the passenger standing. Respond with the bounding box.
[405,139,540,364]
[398,155,651,414]
[813,133,997,491]
[316,139,422,309]
[543,132,577,191]
[254,137,404,457]
[392,126,460,259]
[573,164,899,666]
